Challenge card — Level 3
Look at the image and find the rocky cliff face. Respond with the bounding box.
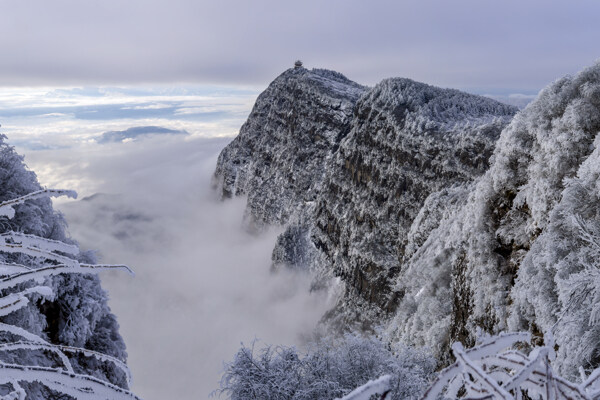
[214,62,600,376]
[214,65,516,322]
[213,67,366,229]
[387,63,600,375]
[305,78,515,323]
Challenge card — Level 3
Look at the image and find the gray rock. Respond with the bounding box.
[214,66,516,330]
[213,67,366,230]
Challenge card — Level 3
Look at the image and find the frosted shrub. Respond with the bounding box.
[217,332,435,400]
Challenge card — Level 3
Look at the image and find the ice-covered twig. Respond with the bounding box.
[80,263,134,276]
[335,375,392,400]
[502,347,547,392]
[0,242,78,267]
[0,322,47,344]
[0,263,32,276]
[0,341,73,373]
[58,343,132,385]
[420,361,462,400]
[0,324,131,384]
[453,343,513,400]
[421,332,530,400]
[0,189,77,219]
[465,332,531,360]
[0,286,53,317]
[422,331,600,400]
[0,362,140,400]
[0,263,133,292]
[0,340,132,383]
[1,232,79,255]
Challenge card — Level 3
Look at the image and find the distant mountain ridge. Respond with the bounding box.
[214,62,600,377]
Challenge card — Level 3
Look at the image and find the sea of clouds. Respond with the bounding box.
[1,87,332,399]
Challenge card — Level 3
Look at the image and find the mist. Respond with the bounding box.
[24,135,332,399]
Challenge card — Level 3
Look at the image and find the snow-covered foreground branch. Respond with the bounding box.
[417,332,600,400]
[335,375,392,400]
[0,190,140,399]
[0,189,76,219]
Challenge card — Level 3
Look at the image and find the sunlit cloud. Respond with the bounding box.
[0,85,258,151]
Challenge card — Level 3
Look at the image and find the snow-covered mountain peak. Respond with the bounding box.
[215,60,600,387]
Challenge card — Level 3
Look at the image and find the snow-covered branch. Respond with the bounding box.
[0,263,31,276]
[335,375,392,400]
[0,340,132,384]
[0,263,133,292]
[0,362,140,400]
[0,286,53,317]
[1,232,79,255]
[0,322,48,344]
[420,332,600,400]
[0,189,76,219]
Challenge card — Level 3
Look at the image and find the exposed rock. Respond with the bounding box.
[214,66,517,331]
[390,62,600,376]
[307,78,516,324]
[213,67,366,230]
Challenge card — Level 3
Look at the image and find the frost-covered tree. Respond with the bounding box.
[0,190,139,399]
[217,332,435,400]
[0,135,134,399]
[383,61,600,375]
[508,139,600,379]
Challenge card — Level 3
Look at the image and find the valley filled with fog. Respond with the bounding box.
[1,88,330,399]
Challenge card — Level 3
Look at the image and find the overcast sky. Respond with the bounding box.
[2,0,599,92]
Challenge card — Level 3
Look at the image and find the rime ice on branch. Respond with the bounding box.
[418,332,600,400]
[0,190,140,400]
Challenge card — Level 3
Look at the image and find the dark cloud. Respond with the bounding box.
[97,126,188,143]
[0,0,599,91]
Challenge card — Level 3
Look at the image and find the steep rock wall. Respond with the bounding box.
[213,67,366,229]
[306,79,516,323]
[390,63,600,375]
[214,67,517,330]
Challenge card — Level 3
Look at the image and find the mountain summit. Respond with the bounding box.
[214,62,600,377]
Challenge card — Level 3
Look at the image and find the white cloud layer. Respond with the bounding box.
[0,86,258,151]
[23,136,332,399]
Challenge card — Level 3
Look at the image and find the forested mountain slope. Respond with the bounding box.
[214,62,600,376]
[389,63,600,377]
